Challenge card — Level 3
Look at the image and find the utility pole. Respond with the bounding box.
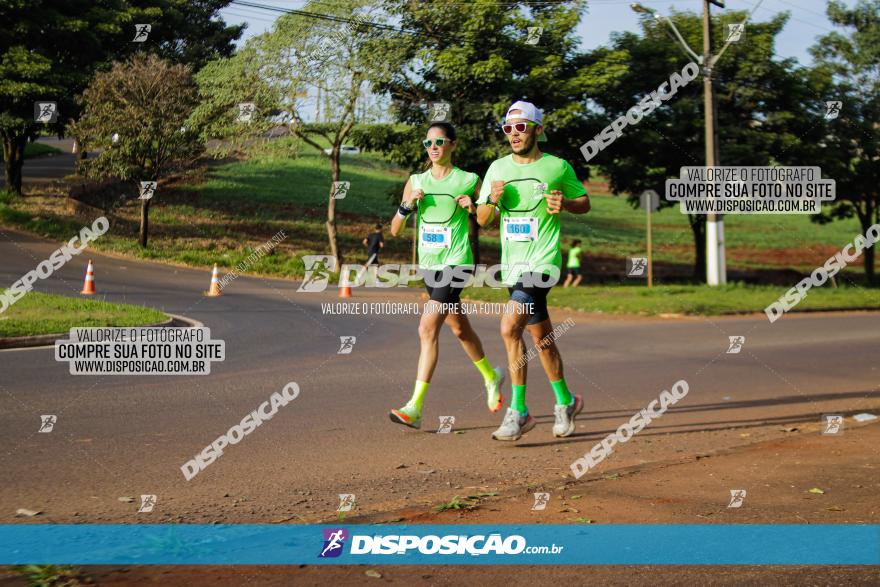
[703,0,727,285]
[631,1,729,285]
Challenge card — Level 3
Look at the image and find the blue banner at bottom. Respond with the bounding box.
[0,524,877,565]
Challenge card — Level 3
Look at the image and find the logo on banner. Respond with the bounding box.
[319,528,348,558]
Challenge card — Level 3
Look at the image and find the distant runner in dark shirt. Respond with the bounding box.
[363,223,384,265]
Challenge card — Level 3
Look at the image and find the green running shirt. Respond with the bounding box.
[411,167,478,270]
[477,153,586,285]
[567,246,582,268]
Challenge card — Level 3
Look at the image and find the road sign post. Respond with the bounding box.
[640,190,660,288]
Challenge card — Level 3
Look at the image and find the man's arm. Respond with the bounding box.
[475,168,498,227]
[560,161,591,215]
[477,181,504,227]
[476,203,496,227]
[562,195,590,214]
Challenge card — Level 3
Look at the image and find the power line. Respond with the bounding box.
[228,0,574,56]
[229,0,415,35]
[223,8,279,25]
[768,0,829,20]
[736,0,836,33]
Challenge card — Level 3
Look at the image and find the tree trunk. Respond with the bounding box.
[689,215,706,282]
[857,202,877,286]
[326,151,341,267]
[3,135,27,195]
[139,198,150,248]
[864,244,875,286]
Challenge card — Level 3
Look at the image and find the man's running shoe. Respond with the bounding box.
[491,407,536,441]
[485,367,505,413]
[552,394,583,438]
[389,404,421,429]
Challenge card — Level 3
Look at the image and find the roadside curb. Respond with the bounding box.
[0,312,203,350]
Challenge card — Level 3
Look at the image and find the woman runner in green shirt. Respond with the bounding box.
[388,122,505,429]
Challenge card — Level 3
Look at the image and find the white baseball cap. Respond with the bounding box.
[504,100,547,142]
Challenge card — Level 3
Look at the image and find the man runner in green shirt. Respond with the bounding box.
[476,101,591,441]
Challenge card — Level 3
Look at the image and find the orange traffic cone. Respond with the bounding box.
[206,264,222,297]
[339,284,352,298]
[81,260,96,294]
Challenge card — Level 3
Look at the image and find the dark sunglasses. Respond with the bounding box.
[502,122,536,135]
[422,137,449,148]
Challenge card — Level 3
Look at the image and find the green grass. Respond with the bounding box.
[189,146,402,221]
[16,564,85,587]
[1,142,63,161]
[462,283,879,316]
[0,142,406,279]
[533,195,864,272]
[0,135,875,319]
[0,291,167,337]
[433,493,497,513]
[25,142,63,158]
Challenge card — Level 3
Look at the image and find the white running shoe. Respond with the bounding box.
[491,407,536,441]
[552,394,583,437]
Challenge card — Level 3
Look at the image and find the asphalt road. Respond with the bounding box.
[1,227,878,523]
[0,138,76,188]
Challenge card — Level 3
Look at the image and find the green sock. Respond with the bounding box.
[473,357,495,382]
[551,379,573,406]
[407,380,430,412]
[511,384,527,414]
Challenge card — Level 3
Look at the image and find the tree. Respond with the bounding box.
[128,0,245,71]
[580,9,812,280]
[221,0,393,266]
[0,0,242,195]
[1,0,125,193]
[190,43,287,159]
[806,0,880,285]
[351,0,592,262]
[73,54,201,247]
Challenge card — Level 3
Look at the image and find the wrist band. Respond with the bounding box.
[398,204,413,217]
